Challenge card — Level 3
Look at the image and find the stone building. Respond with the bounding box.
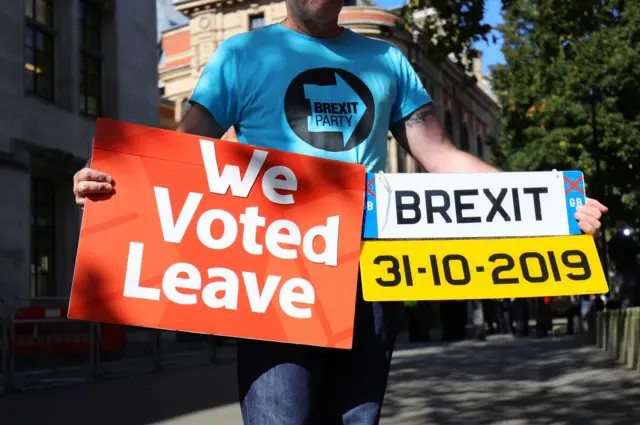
[0,0,159,302]
[157,0,500,173]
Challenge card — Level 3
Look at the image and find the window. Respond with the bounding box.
[249,13,265,30]
[477,136,484,159]
[79,0,102,116]
[460,124,470,152]
[25,0,54,100]
[30,178,56,297]
[344,0,357,5]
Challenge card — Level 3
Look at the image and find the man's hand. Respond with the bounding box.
[73,168,114,206]
[72,101,226,208]
[575,198,608,236]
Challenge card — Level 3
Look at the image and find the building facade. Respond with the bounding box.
[158,0,500,173]
[0,0,160,303]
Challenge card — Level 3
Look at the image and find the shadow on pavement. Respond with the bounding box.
[0,360,240,425]
[382,335,640,425]
[3,335,640,425]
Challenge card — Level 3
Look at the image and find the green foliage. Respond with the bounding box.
[401,0,494,79]
[490,0,640,234]
[401,0,639,234]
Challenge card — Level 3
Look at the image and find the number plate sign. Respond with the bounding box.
[363,170,586,239]
[360,170,609,301]
[361,235,607,301]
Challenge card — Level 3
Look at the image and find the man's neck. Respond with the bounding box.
[281,15,343,39]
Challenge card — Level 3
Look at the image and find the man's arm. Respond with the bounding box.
[177,102,227,139]
[390,103,608,235]
[390,104,498,173]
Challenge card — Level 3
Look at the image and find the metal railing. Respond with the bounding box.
[596,307,640,372]
[0,297,224,394]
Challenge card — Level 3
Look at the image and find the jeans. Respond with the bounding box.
[236,283,400,425]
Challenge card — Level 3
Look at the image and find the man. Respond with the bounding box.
[72,1,608,423]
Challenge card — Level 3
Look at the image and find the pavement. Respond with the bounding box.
[1,334,639,425]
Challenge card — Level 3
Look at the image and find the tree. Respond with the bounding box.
[489,0,640,235]
[401,1,639,233]
[401,0,496,79]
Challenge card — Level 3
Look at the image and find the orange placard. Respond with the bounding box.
[68,118,366,349]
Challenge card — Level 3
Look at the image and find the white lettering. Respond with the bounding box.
[196,209,238,250]
[153,191,341,264]
[123,242,160,300]
[123,252,316,318]
[162,262,201,305]
[154,187,203,243]
[279,278,315,319]
[262,166,297,205]
[199,139,268,198]
[265,219,300,260]
[303,216,340,266]
[202,268,239,310]
[239,206,265,255]
[569,198,583,208]
[242,272,281,314]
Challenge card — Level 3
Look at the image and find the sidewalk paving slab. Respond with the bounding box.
[1,335,639,425]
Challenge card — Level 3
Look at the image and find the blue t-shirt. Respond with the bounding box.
[190,24,432,173]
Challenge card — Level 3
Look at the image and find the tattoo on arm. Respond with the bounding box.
[390,103,436,151]
[404,104,435,128]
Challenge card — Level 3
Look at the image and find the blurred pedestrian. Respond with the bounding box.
[566,296,582,335]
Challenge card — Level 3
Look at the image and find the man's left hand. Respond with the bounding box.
[575,198,608,236]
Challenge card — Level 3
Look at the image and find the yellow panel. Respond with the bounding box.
[360,235,608,301]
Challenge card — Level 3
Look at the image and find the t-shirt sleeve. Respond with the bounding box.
[189,40,240,130]
[390,47,433,124]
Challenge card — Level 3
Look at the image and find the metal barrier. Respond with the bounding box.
[596,307,640,372]
[0,297,222,394]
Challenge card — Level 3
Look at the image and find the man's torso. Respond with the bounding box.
[191,24,430,172]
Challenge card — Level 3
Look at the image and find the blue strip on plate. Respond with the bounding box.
[563,170,586,235]
[362,172,378,239]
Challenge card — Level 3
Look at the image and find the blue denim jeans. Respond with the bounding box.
[236,284,400,425]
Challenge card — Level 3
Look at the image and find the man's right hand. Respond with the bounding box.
[73,168,114,206]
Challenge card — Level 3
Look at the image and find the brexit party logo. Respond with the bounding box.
[284,68,375,152]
